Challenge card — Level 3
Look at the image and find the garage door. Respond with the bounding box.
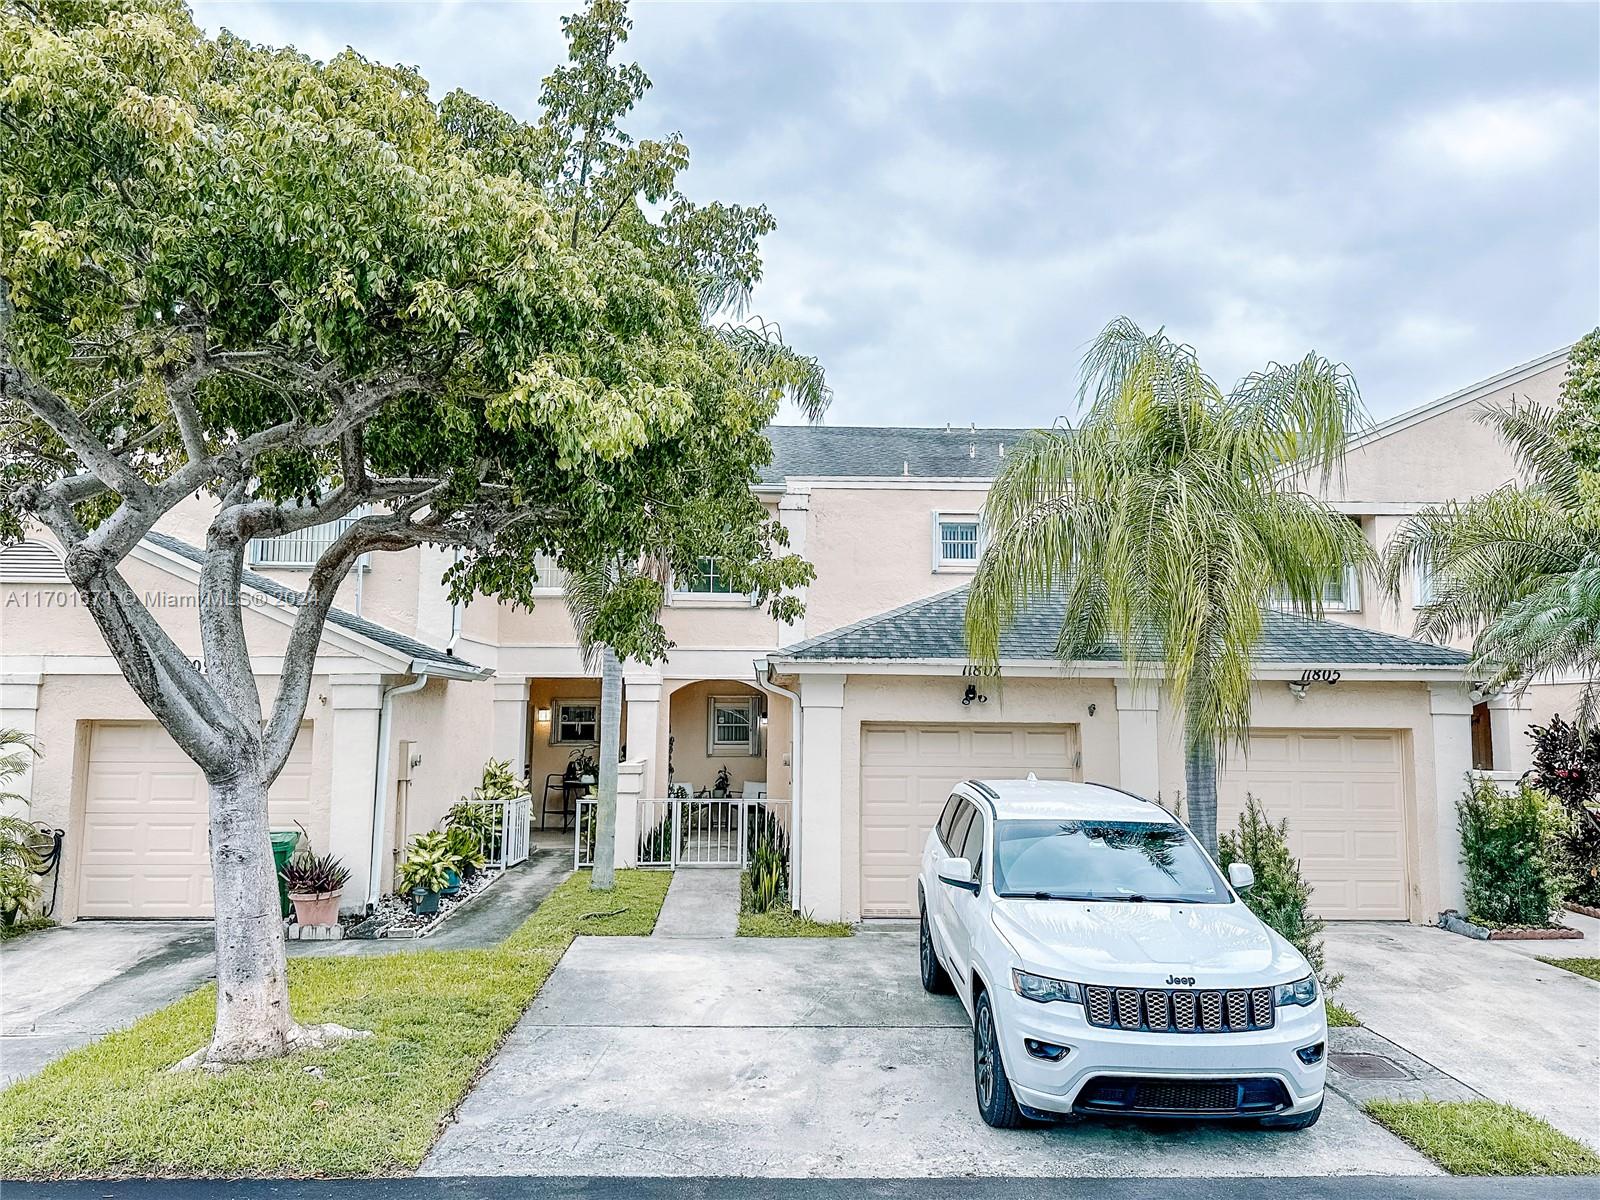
[1218,730,1409,921]
[859,723,1080,917]
[78,722,313,918]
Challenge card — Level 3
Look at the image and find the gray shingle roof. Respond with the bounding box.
[774,584,1471,669]
[760,425,1039,484]
[143,531,489,675]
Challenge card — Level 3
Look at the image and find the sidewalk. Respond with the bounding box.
[651,869,741,938]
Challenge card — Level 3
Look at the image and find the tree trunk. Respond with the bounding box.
[1184,736,1220,860]
[205,762,296,1061]
[591,646,621,890]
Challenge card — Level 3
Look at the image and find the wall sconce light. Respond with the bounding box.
[1087,703,1097,716]
[1286,682,1308,701]
[962,683,987,706]
[536,706,552,723]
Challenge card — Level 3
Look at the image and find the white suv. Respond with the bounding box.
[918,776,1327,1130]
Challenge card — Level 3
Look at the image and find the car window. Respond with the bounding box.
[992,818,1228,904]
[945,802,976,860]
[957,805,985,880]
[935,795,963,848]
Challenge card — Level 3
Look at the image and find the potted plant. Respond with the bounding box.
[280,850,350,927]
[397,831,456,914]
[446,823,487,880]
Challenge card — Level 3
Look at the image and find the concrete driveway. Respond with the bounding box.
[423,925,1434,1179]
[1326,918,1600,1152]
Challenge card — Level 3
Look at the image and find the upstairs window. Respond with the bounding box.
[675,556,750,601]
[248,510,367,569]
[531,552,566,592]
[1415,558,1435,607]
[933,513,981,571]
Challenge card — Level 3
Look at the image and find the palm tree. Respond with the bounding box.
[1380,403,1600,710]
[967,318,1373,854]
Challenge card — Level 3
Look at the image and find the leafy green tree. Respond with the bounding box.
[0,0,821,1063]
[967,318,1372,854]
[1379,331,1600,705]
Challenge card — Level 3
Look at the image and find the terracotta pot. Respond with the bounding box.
[289,889,342,927]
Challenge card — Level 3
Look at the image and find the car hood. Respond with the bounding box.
[991,897,1309,988]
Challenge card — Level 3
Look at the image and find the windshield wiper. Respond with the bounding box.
[1004,891,1096,901]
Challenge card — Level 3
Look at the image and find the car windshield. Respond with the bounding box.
[992,819,1229,904]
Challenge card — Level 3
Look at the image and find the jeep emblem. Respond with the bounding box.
[1165,974,1195,986]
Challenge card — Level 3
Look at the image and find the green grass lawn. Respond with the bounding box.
[1537,956,1600,982]
[1365,1100,1600,1176]
[0,869,670,1180]
[1325,1000,1360,1027]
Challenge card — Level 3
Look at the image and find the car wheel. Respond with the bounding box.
[1259,1100,1323,1131]
[973,989,1025,1129]
[918,899,951,994]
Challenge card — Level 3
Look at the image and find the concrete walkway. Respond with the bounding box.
[651,868,740,938]
[423,927,1435,1179]
[1326,920,1600,1151]
[0,851,569,1084]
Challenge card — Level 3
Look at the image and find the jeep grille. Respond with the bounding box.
[1083,984,1275,1033]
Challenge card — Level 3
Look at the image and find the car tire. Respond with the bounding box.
[918,899,951,994]
[973,989,1025,1129]
[1259,1100,1323,1131]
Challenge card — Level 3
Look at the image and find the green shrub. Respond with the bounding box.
[1218,795,1336,988]
[1527,715,1600,906]
[1459,775,1572,928]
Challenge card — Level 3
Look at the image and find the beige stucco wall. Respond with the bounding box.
[665,679,769,797]
[801,486,989,636]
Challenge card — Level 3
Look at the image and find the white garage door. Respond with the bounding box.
[859,723,1080,918]
[78,721,314,918]
[1218,730,1409,921]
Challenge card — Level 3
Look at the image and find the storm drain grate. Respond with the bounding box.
[1329,1052,1411,1080]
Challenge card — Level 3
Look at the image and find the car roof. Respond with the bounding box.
[961,778,1180,825]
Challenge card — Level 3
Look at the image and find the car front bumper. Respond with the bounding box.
[993,984,1328,1119]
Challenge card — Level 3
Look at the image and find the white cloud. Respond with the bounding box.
[1393,93,1595,178]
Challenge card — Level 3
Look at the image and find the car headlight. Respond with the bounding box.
[1012,969,1082,1004]
[1274,975,1318,1007]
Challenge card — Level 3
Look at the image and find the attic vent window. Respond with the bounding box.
[0,540,69,583]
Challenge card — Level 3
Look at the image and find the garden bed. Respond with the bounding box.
[1439,911,1584,941]
[349,867,504,940]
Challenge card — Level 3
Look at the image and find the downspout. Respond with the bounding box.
[755,659,802,912]
[367,671,430,908]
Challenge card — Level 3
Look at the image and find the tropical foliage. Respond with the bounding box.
[1457,774,1571,928]
[1526,715,1600,905]
[967,318,1373,851]
[1381,331,1600,705]
[0,0,820,1060]
[1218,795,1337,988]
[0,728,43,924]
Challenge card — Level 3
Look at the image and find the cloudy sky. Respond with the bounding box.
[190,1,1598,426]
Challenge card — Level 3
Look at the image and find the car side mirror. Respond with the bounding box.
[1228,862,1256,892]
[938,856,979,893]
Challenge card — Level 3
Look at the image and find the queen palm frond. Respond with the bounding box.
[1481,403,1582,508]
[714,318,831,423]
[1471,560,1600,694]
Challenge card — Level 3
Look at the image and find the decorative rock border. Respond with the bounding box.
[1439,910,1584,941]
[1565,900,1600,920]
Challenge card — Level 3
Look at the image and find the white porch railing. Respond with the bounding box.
[483,793,531,869]
[575,797,792,871]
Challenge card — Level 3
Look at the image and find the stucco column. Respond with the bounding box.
[1114,679,1160,800]
[777,487,810,646]
[798,673,846,922]
[0,674,42,817]
[1486,692,1534,778]
[1429,683,1474,917]
[491,677,530,780]
[620,675,662,862]
[329,676,384,910]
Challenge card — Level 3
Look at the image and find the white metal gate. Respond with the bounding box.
[576,798,791,870]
